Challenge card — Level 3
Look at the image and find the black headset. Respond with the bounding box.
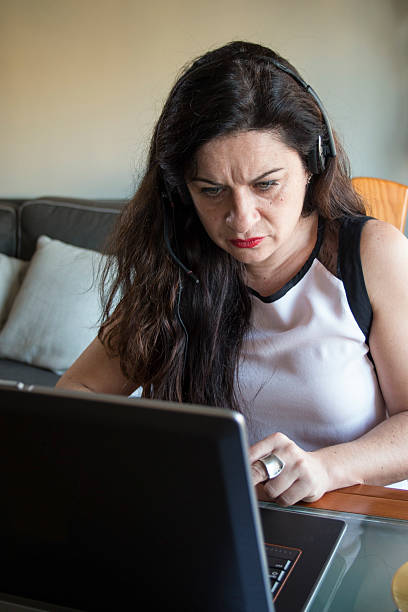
[161,180,200,284]
[161,56,336,283]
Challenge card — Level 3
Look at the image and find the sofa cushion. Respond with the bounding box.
[0,236,106,374]
[0,359,60,387]
[0,253,28,327]
[18,197,124,260]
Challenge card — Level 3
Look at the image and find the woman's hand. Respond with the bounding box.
[250,432,331,506]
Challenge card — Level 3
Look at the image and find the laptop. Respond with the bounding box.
[0,382,345,612]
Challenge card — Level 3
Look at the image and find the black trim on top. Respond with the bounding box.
[338,216,373,344]
[249,217,325,303]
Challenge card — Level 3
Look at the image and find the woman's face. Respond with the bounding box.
[186,130,311,273]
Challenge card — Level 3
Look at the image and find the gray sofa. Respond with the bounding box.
[0,196,125,386]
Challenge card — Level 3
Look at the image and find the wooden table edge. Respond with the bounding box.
[299,484,408,520]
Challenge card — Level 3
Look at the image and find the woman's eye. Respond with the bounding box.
[255,180,278,191]
[200,186,223,197]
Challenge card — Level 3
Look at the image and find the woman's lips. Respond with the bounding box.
[230,237,264,249]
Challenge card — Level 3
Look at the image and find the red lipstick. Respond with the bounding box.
[230,237,264,249]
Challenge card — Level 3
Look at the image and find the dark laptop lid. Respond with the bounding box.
[0,383,273,612]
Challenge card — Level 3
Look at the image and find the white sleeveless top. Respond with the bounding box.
[237,216,386,449]
[237,216,407,491]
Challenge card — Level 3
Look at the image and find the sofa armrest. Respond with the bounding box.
[0,201,19,257]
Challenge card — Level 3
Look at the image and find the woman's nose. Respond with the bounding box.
[225,190,260,234]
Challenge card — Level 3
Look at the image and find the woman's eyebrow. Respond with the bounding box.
[191,168,284,185]
[253,168,283,181]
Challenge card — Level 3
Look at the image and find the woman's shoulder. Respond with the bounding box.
[360,217,408,259]
[337,215,407,261]
[320,214,408,291]
[359,217,408,308]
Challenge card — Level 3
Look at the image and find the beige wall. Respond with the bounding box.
[1,0,407,199]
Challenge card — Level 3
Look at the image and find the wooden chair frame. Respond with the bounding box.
[352,176,408,232]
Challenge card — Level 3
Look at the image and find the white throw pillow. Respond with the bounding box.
[0,254,28,328]
[0,236,106,373]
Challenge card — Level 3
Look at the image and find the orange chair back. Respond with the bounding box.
[352,177,408,232]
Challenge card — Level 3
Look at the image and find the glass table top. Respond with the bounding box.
[260,502,408,611]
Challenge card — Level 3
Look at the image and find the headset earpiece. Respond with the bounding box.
[307,135,327,175]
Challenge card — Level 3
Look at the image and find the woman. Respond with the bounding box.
[57,41,408,504]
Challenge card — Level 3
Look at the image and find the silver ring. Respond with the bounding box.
[259,453,285,480]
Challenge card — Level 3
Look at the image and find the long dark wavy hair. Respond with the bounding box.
[99,41,365,408]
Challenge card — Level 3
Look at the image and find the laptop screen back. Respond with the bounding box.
[0,385,273,612]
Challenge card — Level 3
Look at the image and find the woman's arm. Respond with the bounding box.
[56,336,138,396]
[251,219,408,505]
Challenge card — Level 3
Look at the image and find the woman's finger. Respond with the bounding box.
[249,432,289,462]
[251,459,270,485]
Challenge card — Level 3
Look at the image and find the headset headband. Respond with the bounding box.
[265,57,337,162]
